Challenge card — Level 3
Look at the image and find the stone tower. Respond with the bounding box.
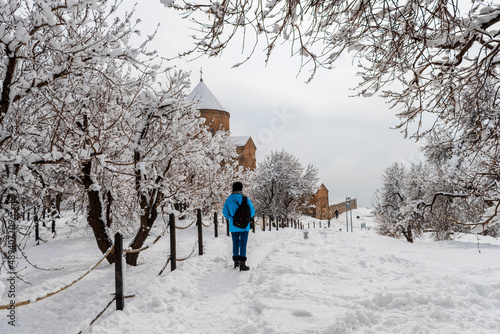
[186,78,230,135]
[315,184,329,219]
[186,76,257,170]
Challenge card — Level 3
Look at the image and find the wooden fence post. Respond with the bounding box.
[226,218,230,237]
[114,232,124,311]
[262,215,265,232]
[169,213,176,271]
[214,212,218,238]
[276,217,279,231]
[52,220,56,237]
[197,209,203,256]
[35,215,39,245]
[269,217,272,231]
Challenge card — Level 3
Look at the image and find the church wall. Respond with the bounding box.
[315,186,329,219]
[190,81,256,178]
[328,198,358,219]
[300,184,358,220]
[236,141,256,170]
[200,109,230,133]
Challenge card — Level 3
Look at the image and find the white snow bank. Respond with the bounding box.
[1,209,500,333]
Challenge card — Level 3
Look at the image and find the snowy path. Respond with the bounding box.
[2,210,500,333]
[90,223,500,334]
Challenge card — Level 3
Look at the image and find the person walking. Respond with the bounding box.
[223,181,255,271]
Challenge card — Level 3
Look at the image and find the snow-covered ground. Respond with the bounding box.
[2,208,500,333]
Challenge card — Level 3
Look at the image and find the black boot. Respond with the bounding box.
[233,256,240,269]
[239,257,250,271]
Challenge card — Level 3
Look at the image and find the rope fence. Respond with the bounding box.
[76,294,135,334]
[0,245,114,310]
[200,220,212,228]
[1,207,308,332]
[0,209,213,310]
[122,227,168,255]
[175,242,198,262]
[174,219,197,230]
[157,257,171,276]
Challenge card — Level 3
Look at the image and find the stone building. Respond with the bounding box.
[301,183,357,219]
[186,77,256,170]
[328,198,357,219]
[229,136,257,170]
[315,184,329,219]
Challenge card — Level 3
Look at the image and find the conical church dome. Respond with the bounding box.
[186,75,256,170]
[187,80,227,112]
[186,78,230,133]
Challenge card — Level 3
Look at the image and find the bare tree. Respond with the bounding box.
[0,0,242,271]
[166,0,500,226]
[123,73,240,265]
[373,159,488,242]
[372,163,408,239]
[169,1,500,118]
[0,0,154,265]
[250,149,318,218]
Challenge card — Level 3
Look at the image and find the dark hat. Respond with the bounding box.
[232,182,243,192]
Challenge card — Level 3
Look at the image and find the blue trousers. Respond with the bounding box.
[231,231,249,257]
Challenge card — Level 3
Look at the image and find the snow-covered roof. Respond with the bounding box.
[186,80,227,112]
[229,136,251,147]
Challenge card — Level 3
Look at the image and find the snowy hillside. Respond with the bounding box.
[1,208,500,333]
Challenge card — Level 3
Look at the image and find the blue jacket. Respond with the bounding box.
[223,193,256,232]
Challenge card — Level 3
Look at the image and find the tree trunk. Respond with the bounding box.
[106,190,113,228]
[125,192,160,266]
[402,227,414,243]
[81,160,114,264]
[127,119,168,265]
[0,54,17,124]
[55,192,63,213]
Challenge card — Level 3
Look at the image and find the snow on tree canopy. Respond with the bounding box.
[186,80,227,111]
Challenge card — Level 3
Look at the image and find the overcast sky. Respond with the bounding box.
[124,1,423,207]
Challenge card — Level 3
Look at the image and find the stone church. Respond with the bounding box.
[186,76,257,170]
[301,183,358,220]
[186,75,356,218]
